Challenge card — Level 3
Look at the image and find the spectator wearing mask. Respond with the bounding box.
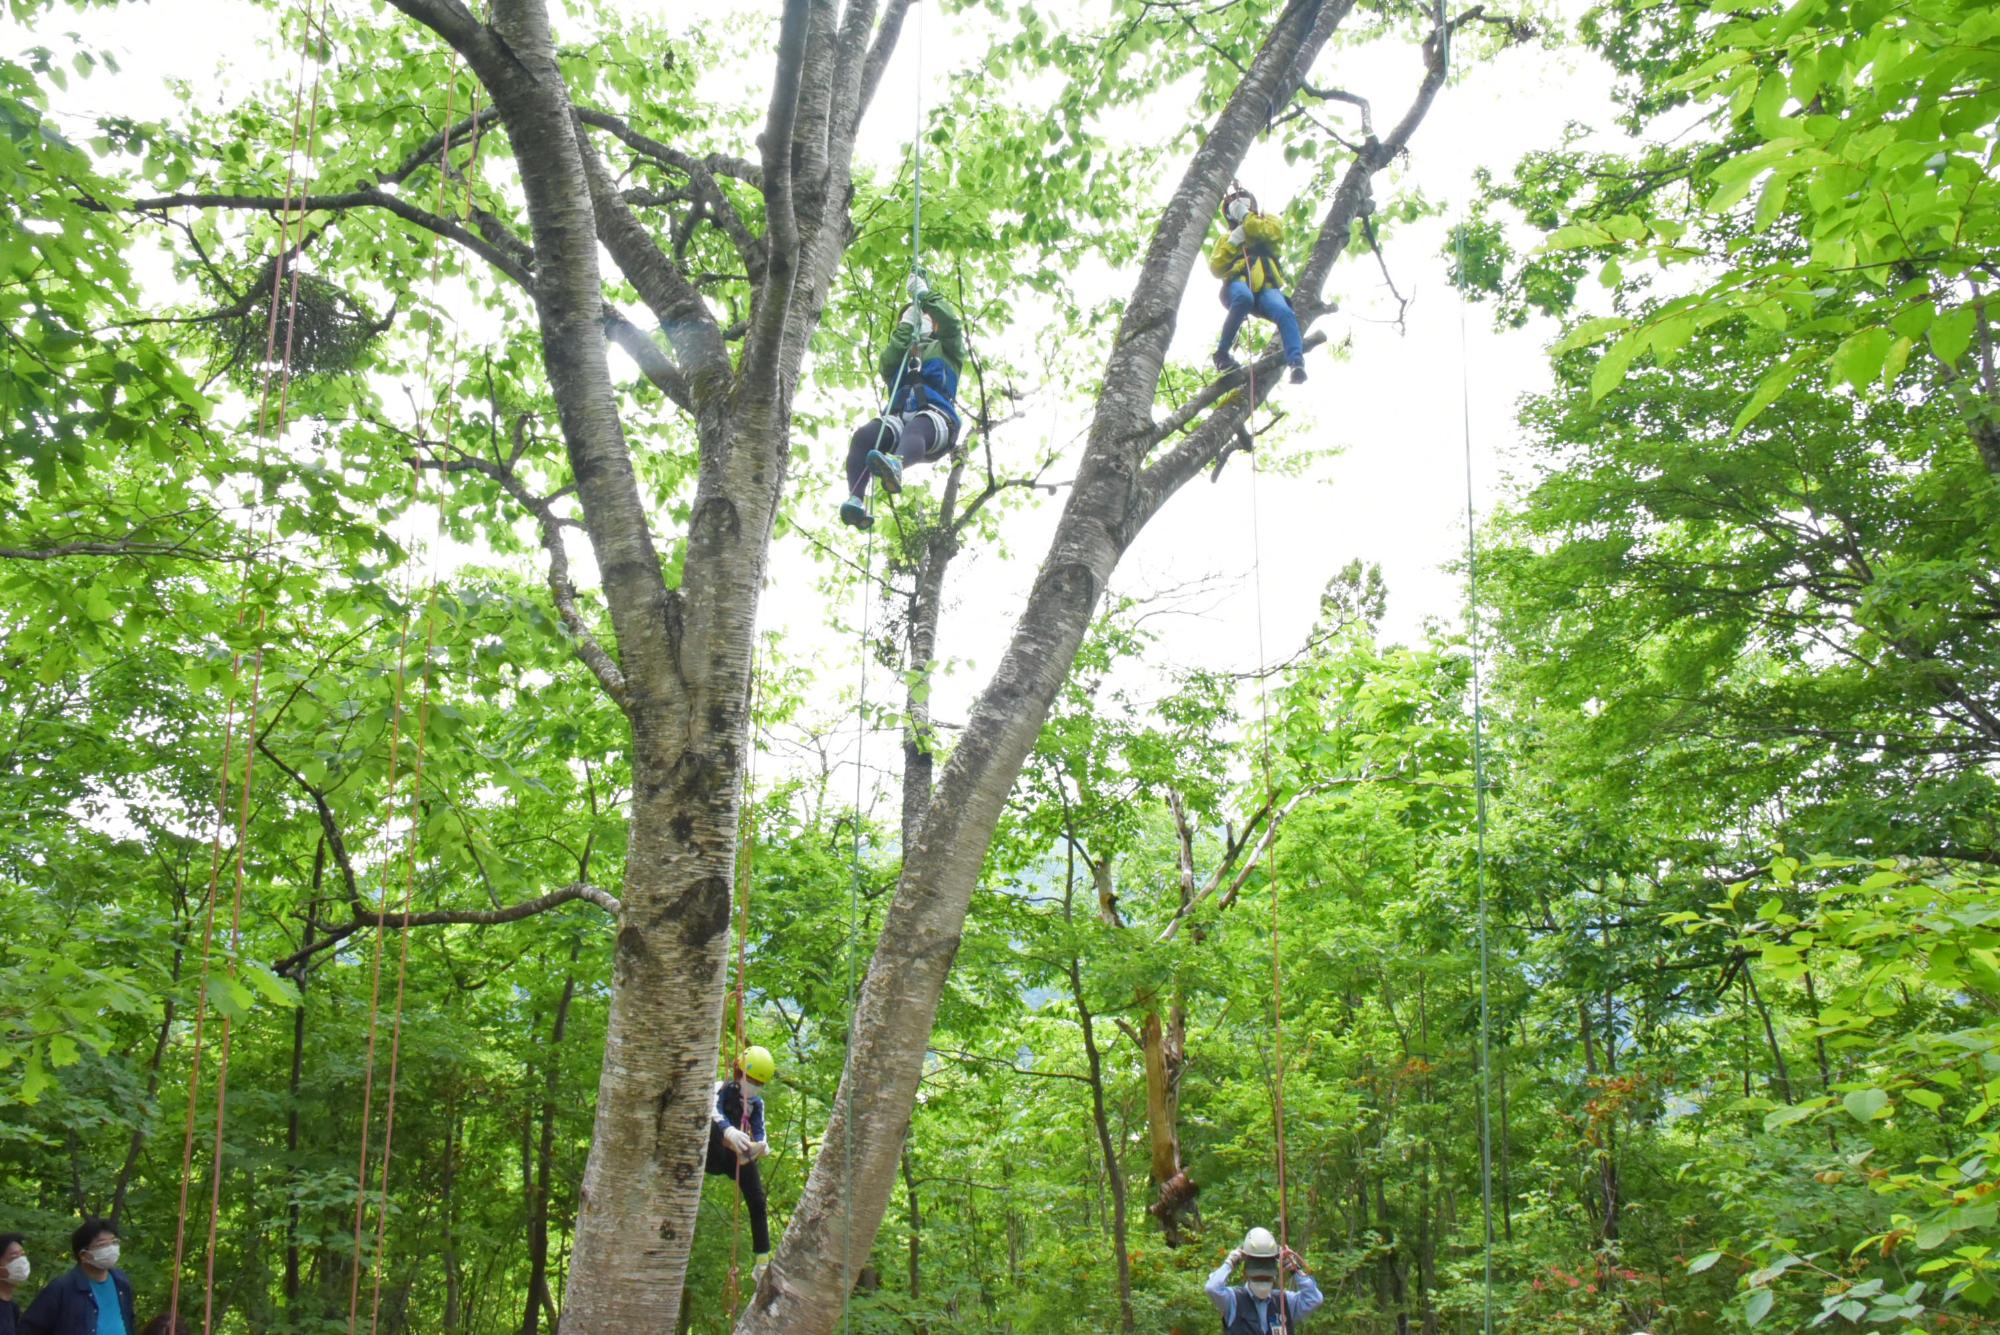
[0,1232,29,1335]
[20,1219,135,1335]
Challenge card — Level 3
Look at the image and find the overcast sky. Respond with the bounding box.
[13,0,1618,792]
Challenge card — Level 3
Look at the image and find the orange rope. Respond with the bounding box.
[169,2,325,1325]
[350,49,469,1323]
[344,611,413,1331]
[726,655,763,1310]
[166,679,242,1324]
[366,573,439,1331]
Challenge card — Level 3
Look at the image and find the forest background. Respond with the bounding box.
[1,0,1995,1330]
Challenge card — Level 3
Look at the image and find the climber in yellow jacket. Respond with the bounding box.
[1208,185,1306,383]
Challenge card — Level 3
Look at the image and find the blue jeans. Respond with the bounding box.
[1218,281,1303,365]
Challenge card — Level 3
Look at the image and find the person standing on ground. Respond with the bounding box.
[1205,1226,1322,1332]
[20,1219,135,1335]
[0,1232,29,1335]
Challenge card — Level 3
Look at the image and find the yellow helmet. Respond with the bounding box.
[739,1045,777,1085]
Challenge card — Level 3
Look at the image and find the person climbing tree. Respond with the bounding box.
[839,274,965,530]
[707,1045,779,1281]
[1209,185,1306,383]
[1205,1227,1322,1332]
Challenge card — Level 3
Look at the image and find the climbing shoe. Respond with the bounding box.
[839,496,874,530]
[866,448,904,495]
[1288,361,1308,385]
[1212,349,1241,373]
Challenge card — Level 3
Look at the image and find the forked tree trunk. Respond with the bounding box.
[304,0,1456,1325]
[371,0,903,1326]
[745,1,1461,1327]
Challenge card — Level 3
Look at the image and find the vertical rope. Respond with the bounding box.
[347,40,465,1329]
[363,48,470,1327]
[1460,223,1498,1335]
[171,2,325,1325]
[1242,361,1292,1331]
[726,652,762,1311]
[842,527,872,1335]
[366,570,438,1333]
[1436,0,1498,1326]
[842,9,926,1324]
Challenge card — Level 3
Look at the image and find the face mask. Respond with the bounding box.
[1225,197,1251,223]
[2,1256,27,1284]
[84,1244,119,1270]
[1246,1278,1273,1300]
[743,1078,765,1098]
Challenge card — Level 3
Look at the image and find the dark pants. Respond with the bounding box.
[706,1124,771,1253]
[845,410,951,498]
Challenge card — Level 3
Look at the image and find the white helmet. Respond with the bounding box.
[1241,1226,1280,1260]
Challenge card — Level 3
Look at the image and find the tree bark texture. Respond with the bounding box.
[744,3,1464,1327]
[171,0,1468,1325]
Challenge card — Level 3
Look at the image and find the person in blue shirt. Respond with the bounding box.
[706,1045,778,1282]
[20,1218,136,1335]
[1205,1226,1322,1333]
[839,274,964,531]
[1,1231,29,1335]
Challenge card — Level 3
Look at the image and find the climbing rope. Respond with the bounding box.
[1240,355,1294,1329]
[346,45,469,1333]
[842,8,928,1327]
[1436,0,1499,1327]
[725,650,763,1312]
[168,3,327,1329]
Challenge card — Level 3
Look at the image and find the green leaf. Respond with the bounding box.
[1916,1220,1953,1250]
[1906,1087,1943,1112]
[1688,1250,1724,1273]
[1552,316,1631,354]
[1732,354,1809,433]
[1591,332,1645,401]
[1843,1088,1890,1122]
[1745,1288,1775,1325]
[1929,303,1977,366]
[1828,328,1892,392]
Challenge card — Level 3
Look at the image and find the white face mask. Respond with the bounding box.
[1225,197,1251,223]
[1246,1277,1274,1300]
[2,1255,27,1284]
[83,1243,119,1270]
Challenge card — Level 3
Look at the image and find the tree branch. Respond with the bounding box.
[122,188,534,290]
[272,881,621,976]
[575,107,765,278]
[413,418,632,707]
[745,0,815,389]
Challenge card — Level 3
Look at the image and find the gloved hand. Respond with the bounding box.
[1227,1248,1243,1268]
[722,1125,755,1157]
[907,272,929,300]
[899,302,922,331]
[1279,1245,1307,1273]
[748,1139,771,1161]
[1228,225,1247,247]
